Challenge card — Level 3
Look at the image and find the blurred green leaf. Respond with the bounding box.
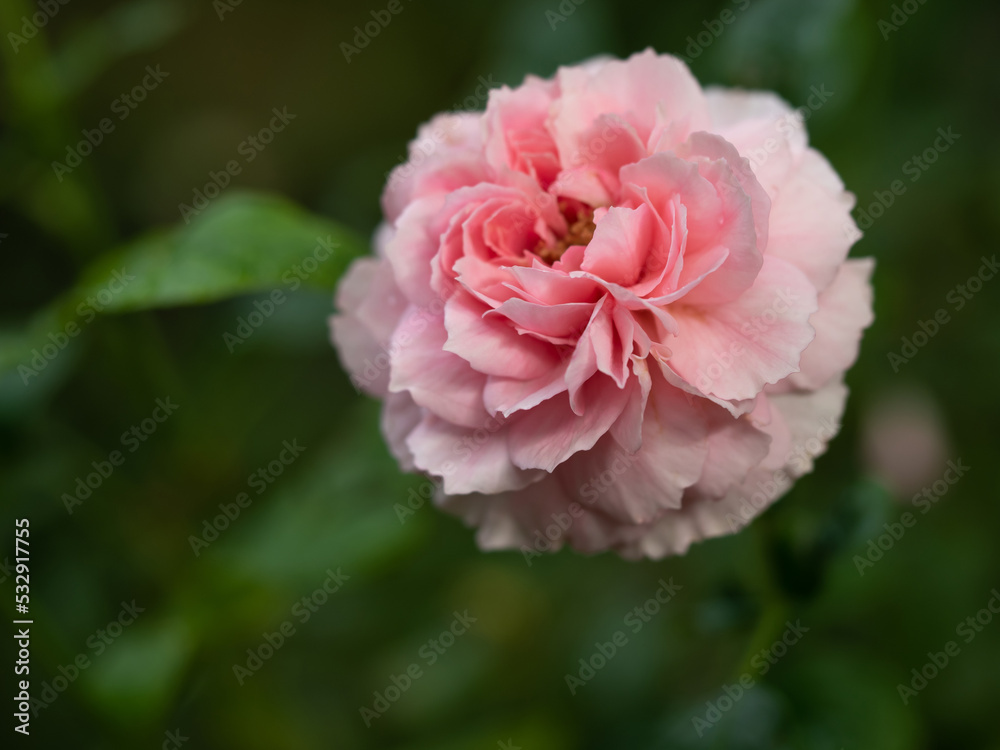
[210,399,421,589]
[53,0,188,99]
[73,190,367,312]
[0,191,367,386]
[85,614,195,728]
[779,653,921,749]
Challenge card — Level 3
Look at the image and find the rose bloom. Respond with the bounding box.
[332,49,874,560]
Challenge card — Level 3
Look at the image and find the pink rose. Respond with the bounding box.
[331,49,874,559]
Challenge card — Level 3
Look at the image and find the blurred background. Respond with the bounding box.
[2,0,999,747]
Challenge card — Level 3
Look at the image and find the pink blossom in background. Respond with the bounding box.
[332,49,874,560]
[862,386,949,498]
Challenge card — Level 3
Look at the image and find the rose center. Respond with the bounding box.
[535,202,596,263]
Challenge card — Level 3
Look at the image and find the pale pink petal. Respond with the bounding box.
[443,293,560,378]
[330,258,404,396]
[483,361,570,417]
[687,404,772,499]
[766,379,849,478]
[388,312,488,428]
[552,48,710,167]
[487,297,595,341]
[609,357,651,453]
[507,374,630,471]
[704,88,805,196]
[620,151,762,305]
[505,265,602,305]
[381,391,423,472]
[766,150,859,291]
[382,112,488,224]
[383,195,448,306]
[668,255,819,401]
[623,380,849,558]
[675,131,771,254]
[330,312,389,396]
[548,167,614,207]
[581,203,656,287]
[554,114,648,205]
[558,377,709,524]
[407,413,544,495]
[789,258,875,390]
[484,75,561,186]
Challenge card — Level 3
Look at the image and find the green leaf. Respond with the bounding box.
[209,399,423,589]
[84,613,195,729]
[73,190,368,312]
[0,191,368,386]
[53,0,188,100]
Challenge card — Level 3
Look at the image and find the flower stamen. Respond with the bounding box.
[536,203,596,263]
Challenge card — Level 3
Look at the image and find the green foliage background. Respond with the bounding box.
[2,0,999,747]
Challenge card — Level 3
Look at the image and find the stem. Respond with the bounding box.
[735,518,790,678]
